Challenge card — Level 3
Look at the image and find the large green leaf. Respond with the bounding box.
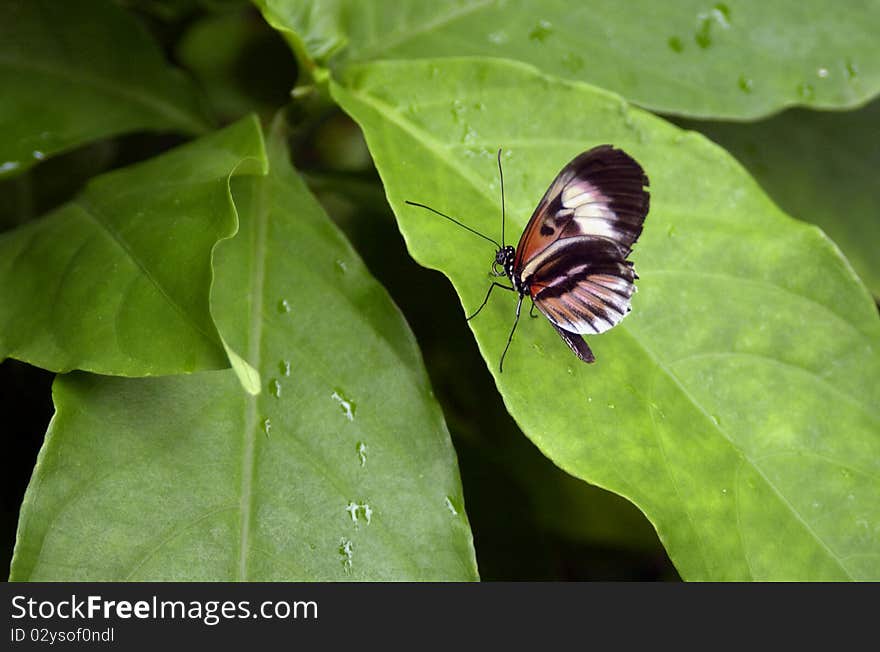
[9,120,477,581]
[678,99,880,297]
[331,58,880,580]
[0,0,210,178]
[257,0,880,119]
[0,116,267,377]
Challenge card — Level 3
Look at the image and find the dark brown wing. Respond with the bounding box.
[513,145,649,272]
[527,237,637,336]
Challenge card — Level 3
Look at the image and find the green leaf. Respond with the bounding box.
[677,98,880,296]
[9,120,478,581]
[176,6,299,122]
[331,58,880,580]
[0,116,267,377]
[257,0,880,119]
[0,0,211,178]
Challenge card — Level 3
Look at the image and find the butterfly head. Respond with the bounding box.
[492,245,516,279]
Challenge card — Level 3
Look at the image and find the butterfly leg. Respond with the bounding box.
[499,293,525,373]
[467,282,514,321]
[529,301,539,318]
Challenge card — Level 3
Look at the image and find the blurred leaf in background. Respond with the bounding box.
[0,0,211,178]
[257,0,880,118]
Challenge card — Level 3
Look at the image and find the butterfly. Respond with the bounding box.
[407,145,649,371]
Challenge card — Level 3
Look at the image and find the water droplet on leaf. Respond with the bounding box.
[529,19,553,42]
[797,82,815,100]
[487,30,508,45]
[339,538,353,573]
[667,36,684,53]
[269,379,281,398]
[331,389,356,421]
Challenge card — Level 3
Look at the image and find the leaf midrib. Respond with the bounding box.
[237,172,271,581]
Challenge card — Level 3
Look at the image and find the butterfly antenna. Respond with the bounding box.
[497,148,506,247]
[405,201,500,248]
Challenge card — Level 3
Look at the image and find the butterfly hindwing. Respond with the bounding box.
[527,237,636,336]
[513,145,650,270]
[551,323,595,363]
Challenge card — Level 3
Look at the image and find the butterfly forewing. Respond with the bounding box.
[513,145,650,270]
[515,145,649,346]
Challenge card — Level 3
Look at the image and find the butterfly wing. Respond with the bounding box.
[527,237,637,337]
[514,146,649,355]
[513,145,649,271]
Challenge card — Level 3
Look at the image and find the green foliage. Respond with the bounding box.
[332,58,880,580]
[0,117,266,377]
[3,0,878,581]
[0,0,210,178]
[257,0,880,118]
[677,99,880,295]
[10,125,476,580]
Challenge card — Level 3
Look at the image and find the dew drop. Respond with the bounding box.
[335,259,348,274]
[713,3,731,26]
[339,538,353,573]
[695,17,713,49]
[444,496,459,516]
[694,5,730,49]
[667,223,677,237]
[0,161,21,174]
[710,414,721,426]
[845,58,858,80]
[817,67,829,79]
[450,99,465,122]
[721,488,729,495]
[356,441,368,467]
[487,30,508,45]
[345,501,373,527]
[667,36,684,53]
[797,82,815,100]
[738,74,753,93]
[463,126,478,146]
[32,150,45,161]
[279,360,291,377]
[345,501,359,523]
[562,53,584,71]
[529,19,553,42]
[278,299,291,313]
[269,378,282,398]
[362,503,373,525]
[262,417,272,437]
[607,403,616,409]
[331,389,356,421]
